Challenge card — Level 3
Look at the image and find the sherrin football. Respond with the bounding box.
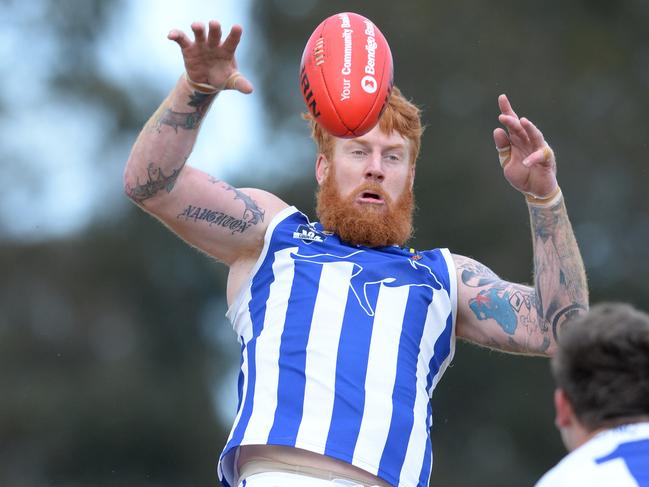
[299,12,394,138]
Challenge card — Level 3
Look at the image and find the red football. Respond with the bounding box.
[299,12,394,138]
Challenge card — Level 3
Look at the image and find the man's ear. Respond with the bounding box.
[316,154,329,185]
[409,164,416,190]
[554,388,575,429]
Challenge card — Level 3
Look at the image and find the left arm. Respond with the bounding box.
[455,95,588,356]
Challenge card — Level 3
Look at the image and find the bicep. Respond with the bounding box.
[139,165,288,264]
[453,254,551,355]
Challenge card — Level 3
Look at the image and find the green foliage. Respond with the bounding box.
[0,209,230,486]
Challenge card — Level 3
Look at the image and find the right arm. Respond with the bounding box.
[123,21,288,265]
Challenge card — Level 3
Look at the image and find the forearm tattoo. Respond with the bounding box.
[125,160,186,203]
[461,197,588,354]
[156,91,215,132]
[176,179,265,234]
[530,200,588,341]
[127,90,216,201]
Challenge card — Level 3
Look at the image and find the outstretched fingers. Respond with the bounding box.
[191,22,207,43]
[493,128,512,167]
[499,113,531,146]
[520,118,554,167]
[493,127,510,148]
[498,94,531,146]
[522,147,554,168]
[498,94,518,118]
[207,20,223,49]
[168,29,192,49]
[527,148,547,168]
[168,20,253,95]
[221,24,244,56]
[521,117,545,148]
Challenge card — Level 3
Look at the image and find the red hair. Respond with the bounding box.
[304,86,424,165]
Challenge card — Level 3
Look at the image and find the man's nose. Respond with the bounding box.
[364,153,384,181]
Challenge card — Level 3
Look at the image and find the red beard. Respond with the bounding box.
[316,170,415,247]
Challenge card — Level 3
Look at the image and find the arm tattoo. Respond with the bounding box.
[209,178,266,225]
[468,282,541,333]
[460,260,500,288]
[530,199,588,340]
[463,197,588,353]
[225,186,265,225]
[460,257,549,353]
[176,178,265,234]
[127,92,214,202]
[177,204,254,234]
[156,92,215,132]
[126,160,186,203]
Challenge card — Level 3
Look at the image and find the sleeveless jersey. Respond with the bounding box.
[535,422,649,487]
[218,207,458,487]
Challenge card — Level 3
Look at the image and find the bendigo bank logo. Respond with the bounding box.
[361,75,377,94]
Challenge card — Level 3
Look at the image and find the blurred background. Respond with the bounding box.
[1,0,648,485]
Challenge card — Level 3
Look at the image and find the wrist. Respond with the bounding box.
[183,71,244,95]
[525,186,562,207]
[184,73,220,95]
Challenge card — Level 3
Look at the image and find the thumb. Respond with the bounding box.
[523,146,554,168]
[223,72,253,94]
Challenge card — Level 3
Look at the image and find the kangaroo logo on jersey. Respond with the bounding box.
[292,224,329,244]
[290,249,445,316]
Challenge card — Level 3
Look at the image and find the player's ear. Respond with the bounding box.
[409,163,415,190]
[554,388,574,428]
[316,154,329,185]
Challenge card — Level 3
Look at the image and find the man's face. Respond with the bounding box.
[315,125,415,247]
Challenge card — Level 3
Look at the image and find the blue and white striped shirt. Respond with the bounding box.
[535,422,649,487]
[218,207,457,487]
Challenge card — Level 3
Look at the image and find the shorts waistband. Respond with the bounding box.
[238,458,385,487]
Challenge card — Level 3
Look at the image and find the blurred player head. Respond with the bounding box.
[305,86,424,247]
[551,302,649,451]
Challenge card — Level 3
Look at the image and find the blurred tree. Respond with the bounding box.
[2,0,648,486]
[0,210,232,486]
[1,0,232,485]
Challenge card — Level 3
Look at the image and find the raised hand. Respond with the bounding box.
[168,20,253,94]
[493,94,558,199]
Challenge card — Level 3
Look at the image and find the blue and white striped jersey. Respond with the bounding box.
[535,422,649,487]
[218,207,458,487]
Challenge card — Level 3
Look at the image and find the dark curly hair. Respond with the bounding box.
[551,302,649,430]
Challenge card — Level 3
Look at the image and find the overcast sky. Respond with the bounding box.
[0,0,266,241]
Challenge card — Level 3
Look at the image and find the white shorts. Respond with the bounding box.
[238,471,376,487]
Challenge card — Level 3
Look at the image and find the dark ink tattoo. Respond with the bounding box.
[177,205,253,234]
[530,200,589,340]
[457,195,588,355]
[539,336,551,352]
[225,186,265,225]
[552,303,588,341]
[207,178,266,225]
[156,92,214,132]
[461,261,500,288]
[126,161,186,202]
